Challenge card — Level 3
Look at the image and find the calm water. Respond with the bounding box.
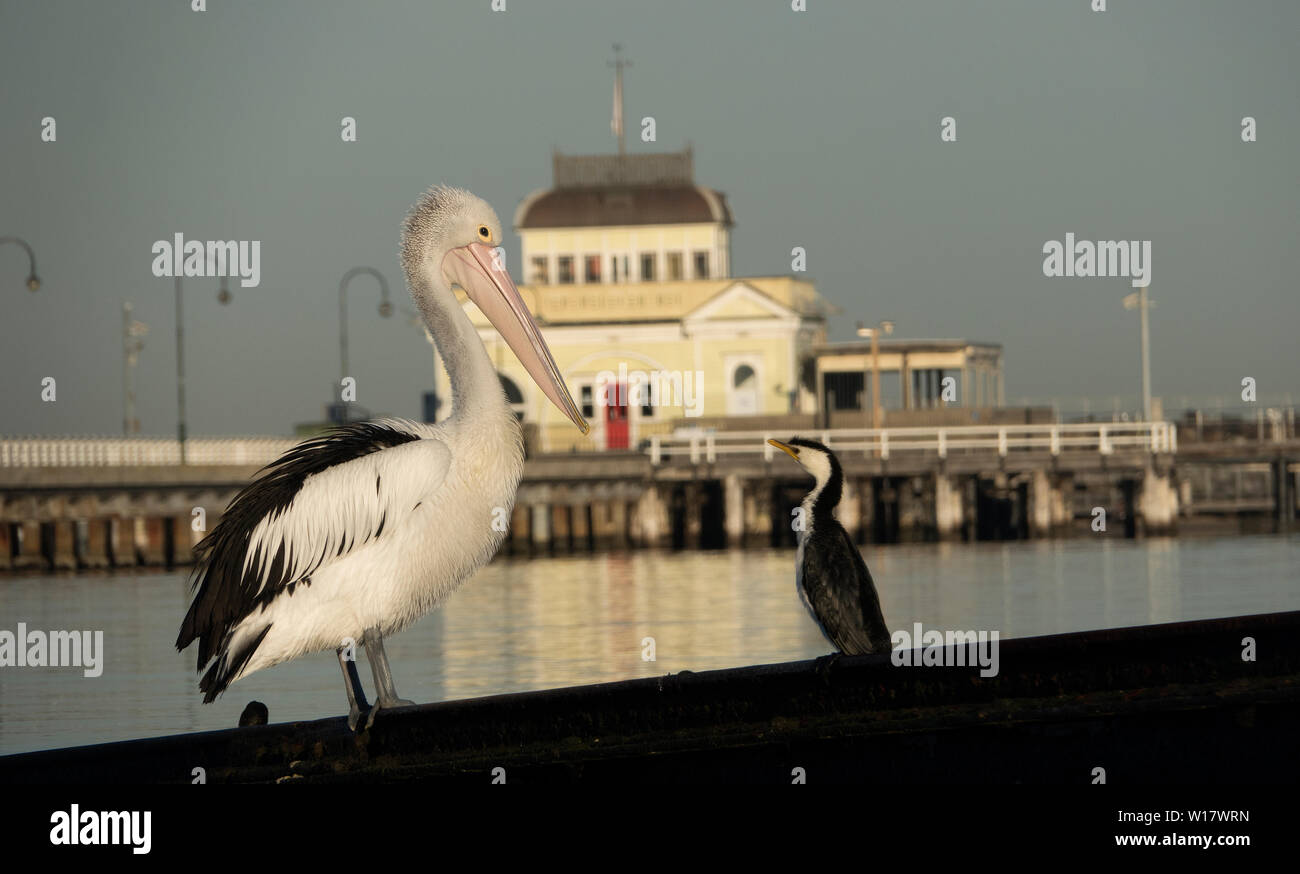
[1,534,1297,755]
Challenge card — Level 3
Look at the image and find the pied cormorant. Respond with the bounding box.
[769,437,891,656]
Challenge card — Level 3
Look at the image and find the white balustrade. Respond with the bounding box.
[648,422,1178,465]
[0,437,298,468]
[0,423,1182,469]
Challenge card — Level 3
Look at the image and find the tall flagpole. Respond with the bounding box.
[609,44,630,155]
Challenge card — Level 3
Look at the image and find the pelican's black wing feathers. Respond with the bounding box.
[175,421,422,671]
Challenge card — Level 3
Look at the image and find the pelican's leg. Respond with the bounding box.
[363,627,416,716]
[336,645,371,732]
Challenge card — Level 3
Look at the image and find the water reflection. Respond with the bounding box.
[1,534,1296,755]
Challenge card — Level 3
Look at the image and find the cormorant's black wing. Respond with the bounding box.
[802,524,892,655]
[837,524,892,653]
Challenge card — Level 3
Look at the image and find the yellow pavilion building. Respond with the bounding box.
[437,147,833,452]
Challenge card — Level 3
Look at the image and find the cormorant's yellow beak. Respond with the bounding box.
[767,438,799,461]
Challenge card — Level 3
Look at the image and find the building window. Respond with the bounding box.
[824,372,865,411]
[667,252,683,281]
[640,253,656,281]
[580,384,594,419]
[693,251,710,279]
[628,380,655,417]
[529,256,549,285]
[584,255,601,283]
[557,256,574,284]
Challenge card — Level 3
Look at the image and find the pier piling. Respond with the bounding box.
[935,473,964,540]
[49,520,76,570]
[79,518,111,569]
[107,517,135,567]
[1138,464,1179,536]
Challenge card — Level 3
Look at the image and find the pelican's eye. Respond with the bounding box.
[478,226,491,240]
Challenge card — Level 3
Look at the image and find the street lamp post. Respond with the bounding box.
[401,306,442,422]
[1123,287,1154,421]
[0,237,41,291]
[122,303,148,435]
[175,279,186,462]
[857,319,895,429]
[174,279,233,464]
[338,267,392,420]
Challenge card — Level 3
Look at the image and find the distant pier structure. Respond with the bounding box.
[0,419,1295,570]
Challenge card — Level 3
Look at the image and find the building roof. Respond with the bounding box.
[812,339,1003,373]
[814,339,1003,356]
[514,149,734,229]
[516,185,733,229]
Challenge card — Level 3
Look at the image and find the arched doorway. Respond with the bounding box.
[728,362,760,416]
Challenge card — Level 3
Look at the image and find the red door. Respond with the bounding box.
[605,382,628,449]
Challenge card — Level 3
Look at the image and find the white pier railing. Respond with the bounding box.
[0,437,298,468]
[647,422,1178,465]
[0,422,1178,468]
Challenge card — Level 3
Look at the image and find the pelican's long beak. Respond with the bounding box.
[444,242,588,434]
[767,438,799,461]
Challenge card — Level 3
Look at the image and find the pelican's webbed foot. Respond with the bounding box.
[362,696,418,730]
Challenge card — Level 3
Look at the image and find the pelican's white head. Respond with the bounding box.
[401,185,502,273]
[401,185,588,434]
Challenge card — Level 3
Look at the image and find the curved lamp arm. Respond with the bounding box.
[0,237,40,291]
[338,266,392,390]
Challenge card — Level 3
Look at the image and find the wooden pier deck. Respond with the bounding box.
[3,432,1296,569]
[3,610,1296,784]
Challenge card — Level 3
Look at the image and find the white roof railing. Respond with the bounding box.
[647,422,1178,465]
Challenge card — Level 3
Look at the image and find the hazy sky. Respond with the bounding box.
[1,0,1296,436]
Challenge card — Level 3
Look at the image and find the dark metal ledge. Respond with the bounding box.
[3,611,1296,784]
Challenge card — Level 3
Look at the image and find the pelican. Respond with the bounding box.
[768,438,891,657]
[176,185,588,729]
